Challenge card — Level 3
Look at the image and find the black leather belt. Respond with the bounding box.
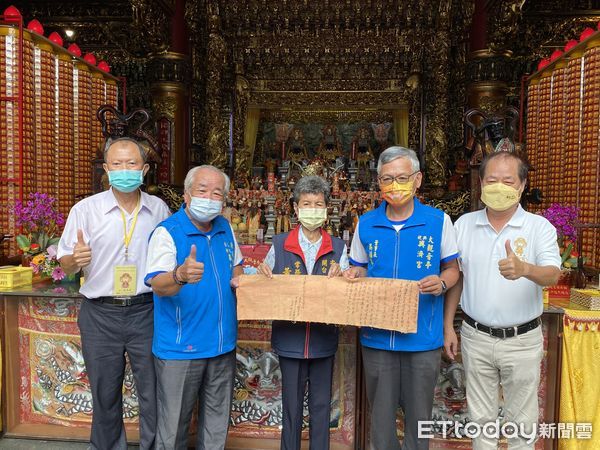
[463,313,541,339]
[92,293,153,307]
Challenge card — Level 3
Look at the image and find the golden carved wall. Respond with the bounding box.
[185,0,474,191]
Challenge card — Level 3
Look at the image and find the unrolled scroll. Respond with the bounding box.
[236,274,420,333]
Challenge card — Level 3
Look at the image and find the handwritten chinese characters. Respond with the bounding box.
[237,275,419,333]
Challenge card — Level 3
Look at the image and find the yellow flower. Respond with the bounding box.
[32,254,46,265]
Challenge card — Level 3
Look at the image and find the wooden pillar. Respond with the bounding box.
[148,0,191,185]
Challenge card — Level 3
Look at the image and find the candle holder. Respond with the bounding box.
[348,160,358,190]
[329,198,342,238]
[264,196,276,242]
[369,159,378,191]
[278,160,290,189]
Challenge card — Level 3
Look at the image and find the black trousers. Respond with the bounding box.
[362,346,441,450]
[279,355,335,450]
[78,298,156,450]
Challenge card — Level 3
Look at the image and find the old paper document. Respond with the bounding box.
[237,274,420,333]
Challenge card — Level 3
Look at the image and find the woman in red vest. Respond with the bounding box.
[258,175,349,450]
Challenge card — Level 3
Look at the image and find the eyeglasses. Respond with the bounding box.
[378,171,419,186]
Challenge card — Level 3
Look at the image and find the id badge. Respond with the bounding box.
[114,265,137,296]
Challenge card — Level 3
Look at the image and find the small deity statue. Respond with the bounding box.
[264,150,278,173]
[332,173,340,195]
[316,124,343,163]
[350,203,360,234]
[276,199,291,234]
[286,127,309,162]
[222,200,234,223]
[352,126,374,168]
[275,123,294,144]
[337,169,350,192]
[246,202,262,244]
[464,107,519,165]
[250,176,264,191]
[234,171,250,190]
[448,159,469,192]
[371,122,392,151]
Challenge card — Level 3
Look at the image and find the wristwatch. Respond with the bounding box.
[173,264,187,286]
[440,279,448,294]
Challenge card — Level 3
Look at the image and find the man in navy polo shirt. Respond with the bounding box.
[145,165,243,450]
[345,146,460,450]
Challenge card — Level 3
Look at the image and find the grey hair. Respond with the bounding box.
[479,151,529,182]
[377,146,420,174]
[184,165,231,195]
[103,137,147,163]
[293,175,330,204]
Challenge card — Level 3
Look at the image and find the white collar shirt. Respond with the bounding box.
[57,188,171,298]
[298,226,323,274]
[454,205,561,327]
[262,227,349,273]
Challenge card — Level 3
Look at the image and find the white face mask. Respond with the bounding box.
[189,197,222,223]
[297,208,328,231]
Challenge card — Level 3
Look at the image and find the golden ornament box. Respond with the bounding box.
[0,266,33,288]
[570,288,600,310]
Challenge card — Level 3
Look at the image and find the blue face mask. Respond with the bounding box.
[189,197,223,223]
[108,170,144,193]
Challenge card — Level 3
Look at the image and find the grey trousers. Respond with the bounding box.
[78,298,156,450]
[154,350,236,450]
[362,346,441,450]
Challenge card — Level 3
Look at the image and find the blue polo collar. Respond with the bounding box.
[371,198,427,230]
[175,205,228,236]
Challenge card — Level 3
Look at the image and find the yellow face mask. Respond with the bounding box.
[381,180,415,207]
[297,208,327,231]
[481,182,521,211]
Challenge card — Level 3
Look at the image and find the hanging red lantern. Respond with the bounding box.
[83,53,97,65]
[3,5,21,21]
[97,61,110,73]
[579,27,595,42]
[564,39,578,53]
[550,49,563,62]
[67,43,82,57]
[27,19,44,35]
[48,32,63,46]
[537,58,550,71]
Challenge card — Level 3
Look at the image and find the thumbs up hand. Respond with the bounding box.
[498,239,527,281]
[73,229,92,269]
[176,244,205,284]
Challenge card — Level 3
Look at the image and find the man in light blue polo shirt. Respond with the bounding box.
[145,165,243,450]
[345,146,460,450]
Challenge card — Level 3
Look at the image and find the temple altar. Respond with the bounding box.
[0,276,566,450]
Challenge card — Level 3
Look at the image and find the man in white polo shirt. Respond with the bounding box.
[444,151,561,450]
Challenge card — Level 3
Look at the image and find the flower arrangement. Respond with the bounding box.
[13,192,65,256]
[542,203,582,268]
[30,245,66,282]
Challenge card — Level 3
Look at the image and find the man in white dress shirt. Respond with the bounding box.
[58,137,170,450]
[444,151,561,450]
